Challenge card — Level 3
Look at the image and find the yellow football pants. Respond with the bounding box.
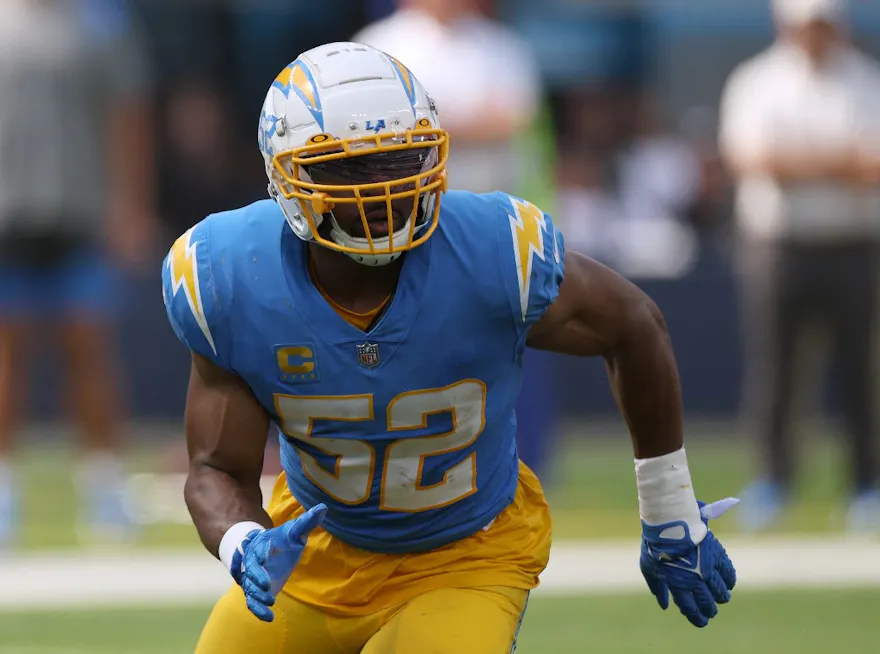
[194,583,529,654]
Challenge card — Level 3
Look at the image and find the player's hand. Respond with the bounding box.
[640,498,738,628]
[231,503,327,622]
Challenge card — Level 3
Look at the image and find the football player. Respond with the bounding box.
[162,42,738,653]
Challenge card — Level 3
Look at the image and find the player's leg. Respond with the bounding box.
[738,241,808,531]
[361,586,529,654]
[195,585,373,654]
[55,247,131,541]
[0,317,32,545]
[0,250,44,546]
[827,244,880,532]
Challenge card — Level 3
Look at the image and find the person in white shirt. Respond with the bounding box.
[0,0,157,547]
[719,0,880,534]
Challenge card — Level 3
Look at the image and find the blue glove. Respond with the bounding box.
[640,498,738,628]
[231,503,327,622]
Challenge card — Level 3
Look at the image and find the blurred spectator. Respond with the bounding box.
[617,99,702,227]
[604,98,704,277]
[354,0,542,194]
[559,88,623,160]
[555,147,622,259]
[158,81,257,241]
[719,0,880,533]
[679,106,735,255]
[0,0,156,545]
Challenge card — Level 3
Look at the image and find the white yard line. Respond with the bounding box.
[0,537,878,612]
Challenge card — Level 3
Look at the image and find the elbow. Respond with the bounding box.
[622,291,671,347]
[601,292,674,376]
[184,458,223,513]
[183,462,206,512]
[644,296,669,337]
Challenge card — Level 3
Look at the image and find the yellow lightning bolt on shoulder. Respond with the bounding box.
[508,197,549,322]
[169,228,217,355]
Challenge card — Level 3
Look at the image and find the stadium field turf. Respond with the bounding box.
[0,590,876,654]
[3,422,876,653]
[11,422,854,550]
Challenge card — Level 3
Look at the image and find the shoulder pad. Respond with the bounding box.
[495,192,565,332]
[162,218,228,368]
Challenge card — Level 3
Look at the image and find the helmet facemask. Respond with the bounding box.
[271,124,448,266]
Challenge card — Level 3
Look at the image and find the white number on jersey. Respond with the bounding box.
[274,379,487,513]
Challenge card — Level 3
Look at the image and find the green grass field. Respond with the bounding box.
[2,423,875,653]
[9,422,857,550]
[0,590,877,653]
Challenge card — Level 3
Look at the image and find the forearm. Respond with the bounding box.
[184,463,272,558]
[530,251,705,535]
[749,152,858,185]
[604,301,683,459]
[605,302,705,536]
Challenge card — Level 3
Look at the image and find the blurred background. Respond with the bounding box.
[1,0,879,652]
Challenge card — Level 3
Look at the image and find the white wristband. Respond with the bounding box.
[218,521,266,574]
[635,447,707,542]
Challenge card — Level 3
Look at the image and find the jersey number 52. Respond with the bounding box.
[274,379,487,513]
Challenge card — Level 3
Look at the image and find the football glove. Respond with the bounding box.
[640,498,738,628]
[231,503,327,622]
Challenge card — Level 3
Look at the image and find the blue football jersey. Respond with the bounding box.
[162,191,565,554]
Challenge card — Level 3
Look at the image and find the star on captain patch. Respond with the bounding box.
[356,342,380,368]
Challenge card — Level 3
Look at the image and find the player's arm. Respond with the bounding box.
[185,353,325,623]
[163,220,326,622]
[497,194,683,463]
[527,251,682,459]
[161,222,270,559]
[718,62,875,185]
[498,193,733,627]
[725,144,875,185]
[528,252,737,627]
[184,352,272,558]
[526,250,723,535]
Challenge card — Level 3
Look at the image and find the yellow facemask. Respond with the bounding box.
[271,121,449,257]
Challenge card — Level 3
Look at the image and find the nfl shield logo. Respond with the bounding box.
[356,342,380,368]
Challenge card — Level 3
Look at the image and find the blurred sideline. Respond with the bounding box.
[1,538,879,611]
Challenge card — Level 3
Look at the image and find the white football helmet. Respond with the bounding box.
[258,42,449,266]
